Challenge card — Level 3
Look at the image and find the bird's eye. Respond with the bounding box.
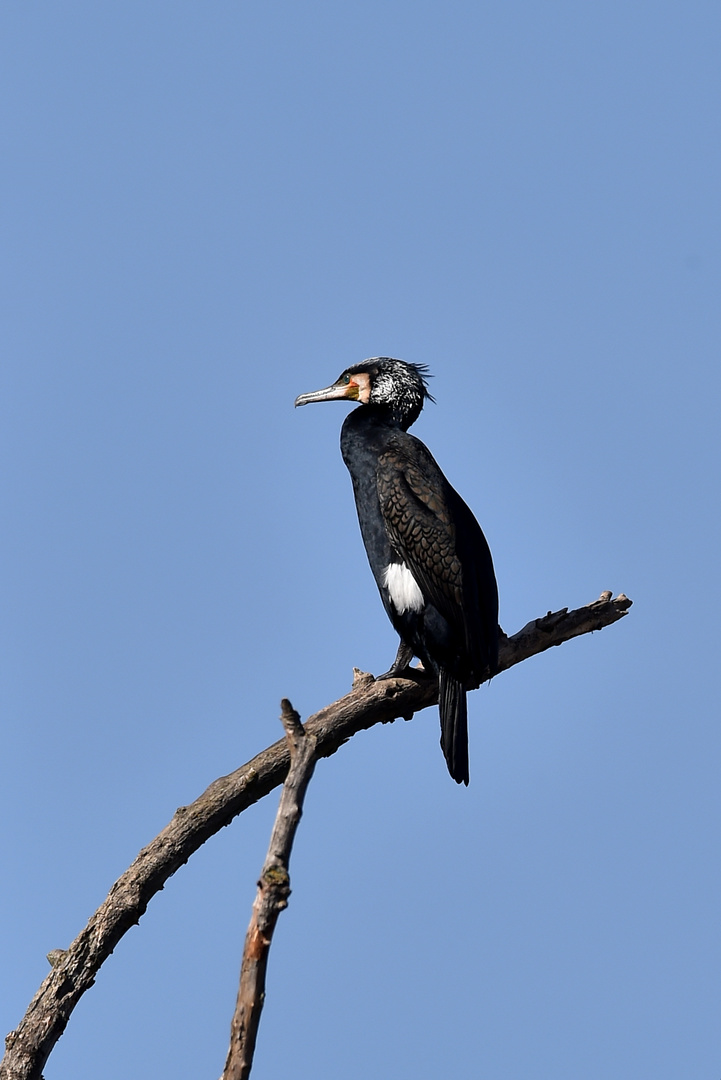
[340,373,351,385]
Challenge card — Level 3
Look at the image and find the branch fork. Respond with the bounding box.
[1,591,631,1080]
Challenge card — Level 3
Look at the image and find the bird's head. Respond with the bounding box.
[294,357,433,430]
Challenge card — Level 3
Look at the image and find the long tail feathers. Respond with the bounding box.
[439,669,469,785]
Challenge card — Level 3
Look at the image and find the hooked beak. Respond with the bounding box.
[294,381,359,407]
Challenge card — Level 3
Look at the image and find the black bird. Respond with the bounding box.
[295,358,498,785]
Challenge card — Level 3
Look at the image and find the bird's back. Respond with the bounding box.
[341,409,498,687]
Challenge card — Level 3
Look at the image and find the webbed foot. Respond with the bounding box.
[376,640,415,680]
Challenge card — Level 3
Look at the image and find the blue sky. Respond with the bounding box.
[1,3,719,1077]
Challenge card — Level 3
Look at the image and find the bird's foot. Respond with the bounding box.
[376,641,417,681]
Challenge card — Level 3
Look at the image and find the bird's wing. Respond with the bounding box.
[376,440,466,633]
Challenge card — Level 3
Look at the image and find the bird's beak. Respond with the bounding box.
[294,381,360,407]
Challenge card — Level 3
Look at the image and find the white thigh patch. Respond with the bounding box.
[383,562,425,614]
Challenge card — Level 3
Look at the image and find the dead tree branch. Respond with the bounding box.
[221,699,317,1080]
[1,591,631,1080]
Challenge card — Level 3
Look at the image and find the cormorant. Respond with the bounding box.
[295,358,498,785]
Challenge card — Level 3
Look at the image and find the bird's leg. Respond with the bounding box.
[376,639,415,681]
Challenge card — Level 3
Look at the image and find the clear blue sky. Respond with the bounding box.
[2,3,719,1077]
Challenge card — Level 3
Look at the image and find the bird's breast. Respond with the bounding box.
[382,562,425,615]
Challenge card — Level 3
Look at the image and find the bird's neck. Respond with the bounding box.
[340,407,400,468]
[343,403,416,434]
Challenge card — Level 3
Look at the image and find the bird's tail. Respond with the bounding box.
[439,668,469,786]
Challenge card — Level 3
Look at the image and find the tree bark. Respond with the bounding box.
[1,591,631,1080]
[221,699,316,1080]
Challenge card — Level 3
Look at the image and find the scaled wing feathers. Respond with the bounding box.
[376,438,466,634]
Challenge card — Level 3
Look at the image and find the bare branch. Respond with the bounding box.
[221,699,317,1080]
[1,591,631,1080]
